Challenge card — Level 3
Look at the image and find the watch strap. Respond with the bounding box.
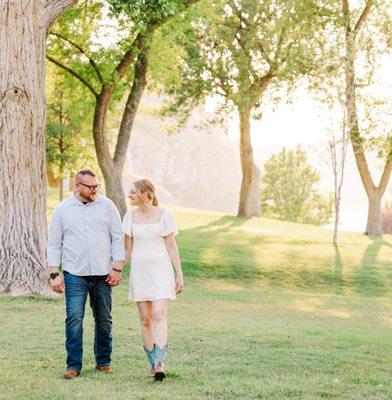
[49,272,60,280]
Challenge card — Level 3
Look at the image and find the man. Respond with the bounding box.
[46,170,125,379]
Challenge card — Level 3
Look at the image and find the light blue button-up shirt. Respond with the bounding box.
[47,193,125,276]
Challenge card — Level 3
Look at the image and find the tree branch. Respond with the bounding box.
[354,0,373,33]
[342,0,351,31]
[49,32,103,83]
[45,0,78,25]
[113,42,150,167]
[114,0,199,80]
[46,55,98,97]
[378,142,392,193]
[273,25,287,62]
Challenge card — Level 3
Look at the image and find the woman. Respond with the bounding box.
[122,178,184,381]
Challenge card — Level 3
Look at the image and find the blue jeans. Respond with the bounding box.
[64,272,112,372]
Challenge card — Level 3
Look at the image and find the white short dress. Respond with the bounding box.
[122,209,178,301]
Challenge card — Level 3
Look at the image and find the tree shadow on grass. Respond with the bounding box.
[353,236,392,297]
[249,245,346,293]
[178,215,264,282]
[178,216,391,296]
[178,215,349,292]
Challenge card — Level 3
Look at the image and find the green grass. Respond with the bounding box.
[0,197,391,399]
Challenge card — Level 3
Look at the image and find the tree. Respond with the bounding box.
[261,146,333,226]
[312,90,349,243]
[324,119,349,243]
[161,0,333,218]
[0,0,77,295]
[341,0,391,235]
[46,64,97,200]
[47,0,199,217]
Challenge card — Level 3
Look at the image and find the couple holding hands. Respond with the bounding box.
[47,170,184,381]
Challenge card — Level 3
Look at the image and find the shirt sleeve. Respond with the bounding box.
[161,210,179,237]
[46,207,63,268]
[109,202,126,261]
[122,211,132,237]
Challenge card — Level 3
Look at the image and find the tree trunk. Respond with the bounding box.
[92,39,150,218]
[47,168,60,187]
[237,105,261,218]
[343,1,392,235]
[69,172,75,191]
[333,156,345,244]
[0,0,76,295]
[333,194,341,244]
[59,167,64,201]
[103,167,127,217]
[365,191,382,235]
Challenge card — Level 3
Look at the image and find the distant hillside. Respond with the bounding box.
[122,92,391,232]
[123,92,242,214]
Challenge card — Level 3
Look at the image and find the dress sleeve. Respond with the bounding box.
[122,211,133,237]
[161,210,179,237]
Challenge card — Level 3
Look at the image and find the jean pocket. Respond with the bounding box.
[64,274,86,294]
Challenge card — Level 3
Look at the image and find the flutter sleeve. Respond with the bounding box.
[122,211,133,237]
[161,209,179,237]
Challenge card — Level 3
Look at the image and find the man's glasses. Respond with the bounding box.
[78,182,101,191]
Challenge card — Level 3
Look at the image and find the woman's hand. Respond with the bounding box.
[175,275,184,294]
[106,270,122,286]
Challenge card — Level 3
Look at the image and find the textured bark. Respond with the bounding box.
[343,0,391,235]
[237,105,261,218]
[366,192,382,235]
[0,0,77,295]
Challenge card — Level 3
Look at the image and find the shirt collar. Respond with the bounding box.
[68,192,102,206]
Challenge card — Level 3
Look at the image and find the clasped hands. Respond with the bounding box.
[106,269,122,286]
[49,269,122,293]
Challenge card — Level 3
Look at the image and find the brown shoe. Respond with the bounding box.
[63,370,80,379]
[96,365,114,374]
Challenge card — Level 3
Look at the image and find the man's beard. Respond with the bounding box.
[80,192,96,202]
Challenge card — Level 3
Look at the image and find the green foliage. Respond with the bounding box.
[46,64,98,179]
[159,0,334,118]
[309,0,392,159]
[47,1,133,96]
[47,0,200,157]
[109,0,192,28]
[261,146,333,225]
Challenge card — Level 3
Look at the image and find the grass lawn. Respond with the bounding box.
[0,193,391,399]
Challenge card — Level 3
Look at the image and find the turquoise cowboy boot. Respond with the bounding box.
[143,346,155,377]
[153,344,168,381]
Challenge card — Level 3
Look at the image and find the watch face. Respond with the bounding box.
[50,273,59,280]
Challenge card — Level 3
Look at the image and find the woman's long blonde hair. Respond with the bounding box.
[133,179,159,206]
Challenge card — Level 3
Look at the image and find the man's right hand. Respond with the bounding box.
[50,275,65,293]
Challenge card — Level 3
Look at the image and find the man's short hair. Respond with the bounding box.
[76,170,96,180]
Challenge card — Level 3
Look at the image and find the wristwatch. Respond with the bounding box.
[112,268,122,273]
[49,272,60,280]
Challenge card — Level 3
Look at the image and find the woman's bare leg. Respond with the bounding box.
[137,301,155,376]
[152,299,169,374]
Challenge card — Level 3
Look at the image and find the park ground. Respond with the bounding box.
[0,190,391,399]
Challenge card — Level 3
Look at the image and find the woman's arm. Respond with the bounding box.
[164,234,184,293]
[125,235,133,263]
